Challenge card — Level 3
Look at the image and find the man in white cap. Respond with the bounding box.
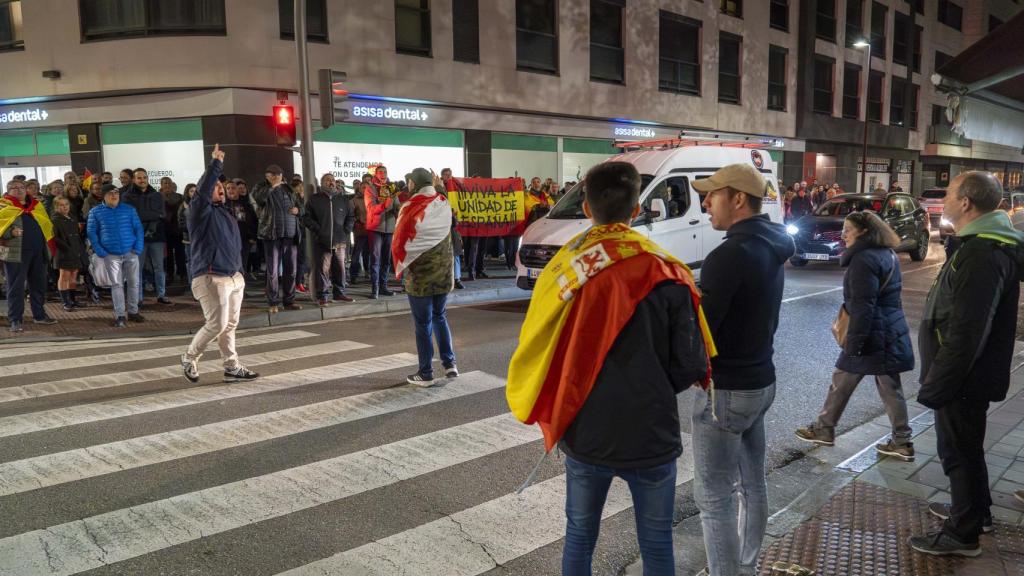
[690,163,796,576]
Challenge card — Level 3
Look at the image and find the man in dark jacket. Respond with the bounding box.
[692,163,796,576]
[251,165,302,313]
[224,180,258,284]
[303,174,355,306]
[180,144,259,384]
[789,186,813,220]
[122,168,170,305]
[910,172,1024,557]
[161,177,187,284]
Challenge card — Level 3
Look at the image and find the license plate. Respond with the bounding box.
[804,253,830,261]
[527,268,543,279]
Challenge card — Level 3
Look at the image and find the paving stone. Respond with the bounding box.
[874,454,932,478]
[995,479,1024,497]
[992,505,1024,525]
[1002,466,1024,486]
[927,490,952,504]
[909,461,952,491]
[993,443,1024,458]
[859,468,937,500]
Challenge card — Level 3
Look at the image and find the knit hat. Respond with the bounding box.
[410,167,433,190]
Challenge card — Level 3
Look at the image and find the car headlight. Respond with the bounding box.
[786,225,799,235]
[940,217,951,227]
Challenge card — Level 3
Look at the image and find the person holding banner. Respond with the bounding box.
[507,162,714,574]
[392,168,458,387]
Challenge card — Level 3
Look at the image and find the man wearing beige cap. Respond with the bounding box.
[689,163,795,576]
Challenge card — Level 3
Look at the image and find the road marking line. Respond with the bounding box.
[0,349,409,440]
[0,330,321,378]
[0,339,360,405]
[0,372,505,497]
[276,435,695,576]
[0,413,542,576]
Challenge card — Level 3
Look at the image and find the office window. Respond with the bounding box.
[913,25,922,72]
[516,0,558,73]
[845,0,864,47]
[910,84,919,130]
[870,2,887,59]
[893,12,910,66]
[720,0,741,18]
[718,33,741,104]
[659,11,701,96]
[842,64,861,119]
[770,0,788,31]
[868,70,883,123]
[279,0,327,42]
[452,0,479,63]
[768,46,787,111]
[816,0,836,42]
[890,77,906,126]
[590,0,624,84]
[932,104,949,127]
[79,0,226,40]
[0,1,23,50]
[813,57,834,115]
[935,50,953,72]
[938,0,962,31]
[396,0,431,56]
[989,15,1003,32]
[910,0,924,15]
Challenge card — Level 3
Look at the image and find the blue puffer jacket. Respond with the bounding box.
[86,202,144,258]
[187,159,242,279]
[836,243,915,376]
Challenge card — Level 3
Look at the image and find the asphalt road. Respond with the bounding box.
[0,238,946,576]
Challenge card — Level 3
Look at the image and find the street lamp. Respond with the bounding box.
[853,39,871,194]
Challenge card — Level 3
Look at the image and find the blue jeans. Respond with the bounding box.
[454,255,462,280]
[264,238,297,306]
[407,293,455,378]
[563,455,676,576]
[692,384,776,576]
[370,231,393,292]
[138,241,166,299]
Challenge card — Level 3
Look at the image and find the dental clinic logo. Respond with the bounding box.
[0,108,49,124]
[351,104,429,123]
[613,126,656,138]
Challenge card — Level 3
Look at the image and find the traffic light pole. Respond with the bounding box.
[294,0,316,291]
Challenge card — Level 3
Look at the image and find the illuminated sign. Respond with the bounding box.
[613,126,657,138]
[0,108,49,124]
[351,104,430,122]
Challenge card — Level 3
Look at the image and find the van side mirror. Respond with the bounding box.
[649,199,667,223]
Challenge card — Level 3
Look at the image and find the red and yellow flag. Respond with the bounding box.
[81,169,93,190]
[506,223,716,451]
[0,194,56,256]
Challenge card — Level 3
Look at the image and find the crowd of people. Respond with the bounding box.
[0,163,561,333]
[781,178,906,222]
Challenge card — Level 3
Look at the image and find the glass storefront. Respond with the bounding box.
[0,128,71,185]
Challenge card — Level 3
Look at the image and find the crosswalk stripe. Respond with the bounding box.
[0,338,174,359]
[276,436,695,576]
[0,330,321,378]
[0,371,505,497]
[0,413,543,576]
[0,349,409,440]
[0,338,362,405]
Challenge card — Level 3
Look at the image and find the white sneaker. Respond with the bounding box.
[444,364,459,379]
[181,354,199,383]
[407,373,438,387]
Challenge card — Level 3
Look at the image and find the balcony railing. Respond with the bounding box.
[928,125,970,147]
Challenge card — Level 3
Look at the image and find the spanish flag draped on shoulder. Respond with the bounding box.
[507,223,717,452]
[0,194,56,256]
[391,186,452,277]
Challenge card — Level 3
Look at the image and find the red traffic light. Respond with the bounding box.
[274,105,294,126]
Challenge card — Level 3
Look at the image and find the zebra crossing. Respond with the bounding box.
[0,327,692,575]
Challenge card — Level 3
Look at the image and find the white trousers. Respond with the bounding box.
[186,272,245,369]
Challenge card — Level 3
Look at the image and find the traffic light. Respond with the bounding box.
[318,69,349,129]
[273,104,296,147]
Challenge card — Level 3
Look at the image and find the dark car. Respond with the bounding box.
[787,193,930,267]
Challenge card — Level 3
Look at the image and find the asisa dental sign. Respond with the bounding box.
[0,108,50,124]
[351,104,430,123]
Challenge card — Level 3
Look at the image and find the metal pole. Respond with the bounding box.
[861,43,870,195]
[294,0,316,289]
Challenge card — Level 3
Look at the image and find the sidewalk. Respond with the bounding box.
[756,361,1024,575]
[0,267,526,344]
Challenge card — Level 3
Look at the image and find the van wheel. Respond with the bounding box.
[911,234,929,261]
[789,257,808,268]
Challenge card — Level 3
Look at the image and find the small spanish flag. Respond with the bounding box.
[81,169,93,190]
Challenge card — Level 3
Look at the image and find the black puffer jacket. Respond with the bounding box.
[122,184,166,242]
[835,243,914,375]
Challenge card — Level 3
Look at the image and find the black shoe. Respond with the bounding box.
[465,275,476,282]
[928,502,994,533]
[407,373,437,387]
[224,365,260,381]
[112,317,127,328]
[33,316,57,325]
[91,290,102,304]
[909,531,981,557]
[8,321,23,333]
[157,297,173,305]
[379,288,395,297]
[368,293,379,300]
[477,271,490,279]
[454,280,465,290]
[128,313,146,322]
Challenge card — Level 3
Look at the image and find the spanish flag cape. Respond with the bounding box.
[0,194,56,257]
[507,223,717,452]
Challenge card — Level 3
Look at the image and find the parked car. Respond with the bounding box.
[516,146,785,288]
[919,187,946,230]
[787,193,930,266]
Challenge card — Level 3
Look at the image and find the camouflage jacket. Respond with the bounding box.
[403,233,454,297]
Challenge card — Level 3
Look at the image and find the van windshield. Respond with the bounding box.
[547,174,655,220]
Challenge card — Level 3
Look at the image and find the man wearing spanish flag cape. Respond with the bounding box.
[0,179,58,333]
[507,162,716,574]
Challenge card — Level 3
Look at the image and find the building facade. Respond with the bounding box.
[0,0,1018,193]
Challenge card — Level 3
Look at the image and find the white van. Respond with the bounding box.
[515,146,784,289]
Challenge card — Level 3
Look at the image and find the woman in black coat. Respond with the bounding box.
[796,211,916,461]
[51,196,85,311]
